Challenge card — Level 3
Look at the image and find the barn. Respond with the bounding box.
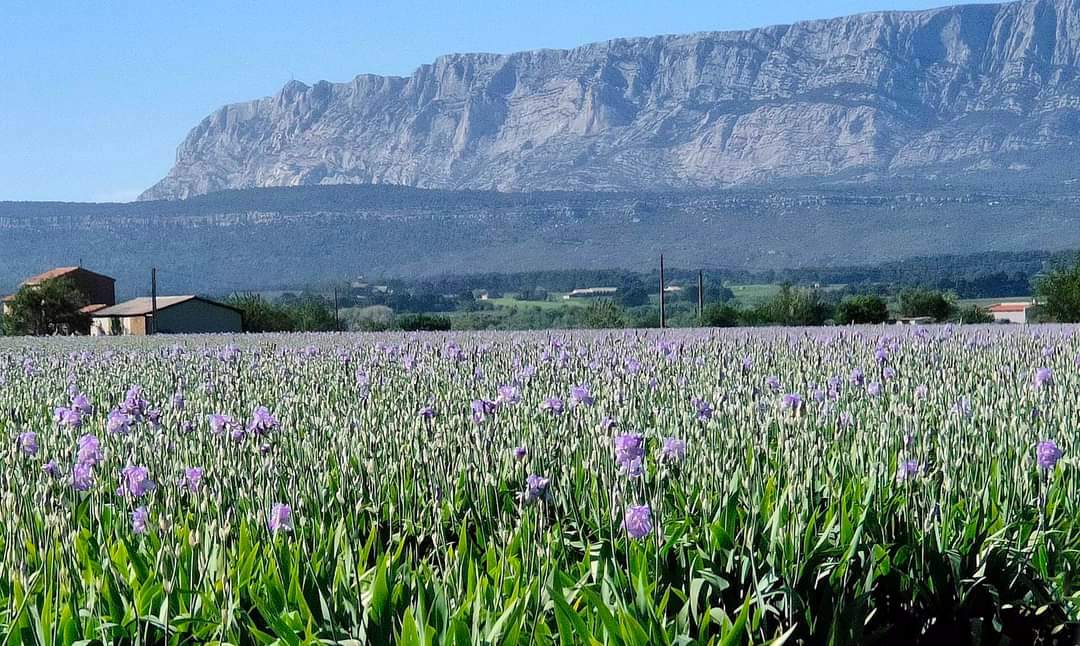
[91,296,243,336]
[1,266,116,318]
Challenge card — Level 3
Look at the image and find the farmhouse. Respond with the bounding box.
[1,266,116,317]
[564,287,618,299]
[988,301,1040,324]
[91,296,243,336]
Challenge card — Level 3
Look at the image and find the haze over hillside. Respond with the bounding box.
[144,0,1080,200]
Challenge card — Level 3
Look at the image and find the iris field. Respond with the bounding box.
[1,326,1078,644]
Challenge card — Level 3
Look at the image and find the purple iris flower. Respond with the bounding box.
[875,347,888,364]
[209,414,236,436]
[72,463,94,491]
[512,446,528,461]
[76,435,102,466]
[54,406,82,428]
[523,474,550,503]
[570,384,594,407]
[120,386,149,419]
[850,368,865,386]
[146,408,163,428]
[106,410,132,435]
[1037,441,1063,470]
[171,392,185,411]
[954,398,973,419]
[268,503,293,534]
[624,358,641,375]
[882,367,896,381]
[131,506,150,535]
[866,382,882,397]
[248,406,280,435]
[497,385,521,405]
[17,431,38,456]
[781,393,803,413]
[540,397,564,416]
[896,460,919,482]
[692,398,713,422]
[623,504,653,540]
[117,466,156,498]
[470,399,497,424]
[660,437,687,463]
[70,393,94,415]
[914,384,929,400]
[181,467,203,492]
[812,389,825,403]
[1033,368,1053,389]
[741,356,752,373]
[42,460,62,479]
[418,405,437,420]
[613,433,645,468]
[764,376,781,392]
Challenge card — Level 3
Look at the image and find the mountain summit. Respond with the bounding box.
[142,0,1080,200]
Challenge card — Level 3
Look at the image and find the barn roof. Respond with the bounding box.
[91,296,241,317]
[989,302,1036,313]
[22,266,115,285]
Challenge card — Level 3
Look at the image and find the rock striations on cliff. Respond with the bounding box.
[142,0,1080,200]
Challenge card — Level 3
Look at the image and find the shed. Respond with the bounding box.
[988,302,1040,325]
[91,296,242,336]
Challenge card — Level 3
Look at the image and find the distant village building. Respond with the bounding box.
[2,266,115,317]
[988,301,1040,324]
[663,285,683,293]
[895,316,935,325]
[91,296,242,336]
[564,287,618,299]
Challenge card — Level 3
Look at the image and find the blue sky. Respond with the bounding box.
[2,0,976,202]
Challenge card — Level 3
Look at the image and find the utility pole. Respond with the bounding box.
[698,270,704,322]
[333,287,340,331]
[150,268,158,335]
[659,255,666,329]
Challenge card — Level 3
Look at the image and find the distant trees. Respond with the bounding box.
[1036,255,1080,322]
[583,300,627,329]
[701,303,741,327]
[954,304,994,324]
[3,278,90,336]
[226,293,339,332]
[835,295,890,324]
[755,284,832,327]
[898,288,955,322]
[396,313,452,331]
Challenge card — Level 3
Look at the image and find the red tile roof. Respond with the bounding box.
[989,303,1034,313]
[22,267,81,284]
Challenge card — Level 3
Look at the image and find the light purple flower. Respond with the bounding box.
[42,460,62,479]
[1037,440,1063,470]
[106,409,132,435]
[540,397,564,416]
[72,463,94,491]
[76,435,102,466]
[570,384,594,407]
[523,474,550,503]
[17,431,38,456]
[470,399,497,424]
[866,382,882,397]
[850,368,865,386]
[914,384,929,400]
[171,392,185,411]
[117,466,156,498]
[896,460,919,482]
[511,446,527,461]
[54,406,82,428]
[248,406,280,435]
[209,414,236,436]
[764,376,781,392]
[268,503,293,533]
[692,397,713,422]
[781,393,803,413]
[599,416,617,431]
[70,393,94,415]
[882,367,896,381]
[181,467,203,492]
[660,437,686,463]
[131,506,150,535]
[1033,368,1053,389]
[613,433,645,468]
[418,405,436,420]
[496,385,521,405]
[623,504,653,540]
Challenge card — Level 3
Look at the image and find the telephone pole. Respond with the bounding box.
[150,268,158,335]
[333,287,340,331]
[698,270,704,322]
[659,255,666,329]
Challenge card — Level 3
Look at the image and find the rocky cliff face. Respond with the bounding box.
[142,0,1080,200]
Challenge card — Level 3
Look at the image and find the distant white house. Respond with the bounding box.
[564,287,618,299]
[988,301,1040,324]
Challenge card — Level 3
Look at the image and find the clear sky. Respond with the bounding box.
[3,0,979,203]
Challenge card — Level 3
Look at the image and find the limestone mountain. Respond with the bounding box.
[143,0,1080,200]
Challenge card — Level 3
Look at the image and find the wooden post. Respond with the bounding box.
[659,255,666,329]
[698,270,704,322]
[150,267,158,335]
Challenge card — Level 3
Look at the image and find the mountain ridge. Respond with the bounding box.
[142,0,1080,200]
